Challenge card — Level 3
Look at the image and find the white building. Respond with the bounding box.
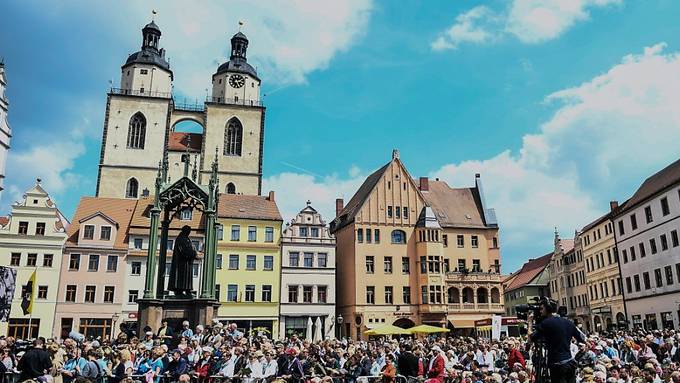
[279,202,336,339]
[615,159,680,330]
[0,62,12,200]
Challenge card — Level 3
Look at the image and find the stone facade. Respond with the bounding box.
[279,202,336,339]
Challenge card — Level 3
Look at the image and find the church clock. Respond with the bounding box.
[228,74,245,88]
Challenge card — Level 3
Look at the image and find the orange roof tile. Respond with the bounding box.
[505,253,552,292]
[217,194,282,221]
[0,216,9,228]
[129,197,206,232]
[168,132,202,152]
[66,197,138,249]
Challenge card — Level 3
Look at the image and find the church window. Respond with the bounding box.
[125,178,139,198]
[140,69,148,75]
[226,182,236,194]
[126,113,146,149]
[224,118,243,156]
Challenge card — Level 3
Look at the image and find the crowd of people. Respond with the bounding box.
[2,318,680,383]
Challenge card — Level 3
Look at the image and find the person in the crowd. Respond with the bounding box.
[17,338,52,382]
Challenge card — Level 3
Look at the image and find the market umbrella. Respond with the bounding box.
[306,317,314,341]
[314,317,323,342]
[407,324,450,334]
[363,324,411,336]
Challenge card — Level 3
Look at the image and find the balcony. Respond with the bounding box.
[448,303,504,312]
[109,88,171,99]
[445,271,503,283]
[173,100,205,112]
[206,96,263,107]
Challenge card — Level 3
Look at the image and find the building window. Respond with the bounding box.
[37,286,48,300]
[43,254,53,267]
[384,256,393,274]
[645,206,653,223]
[492,237,498,248]
[317,286,327,303]
[366,286,375,304]
[128,290,139,303]
[639,242,646,257]
[299,227,308,237]
[421,256,427,273]
[18,221,28,235]
[403,207,409,219]
[265,227,274,242]
[472,259,481,272]
[650,238,658,254]
[246,255,256,270]
[35,222,46,236]
[180,209,192,221]
[457,235,464,247]
[442,234,448,247]
[665,265,674,285]
[262,285,272,302]
[227,254,239,269]
[622,249,628,263]
[403,286,411,304]
[289,252,299,267]
[245,285,255,302]
[365,256,374,273]
[106,255,118,272]
[214,284,220,300]
[402,257,410,274]
[317,253,327,268]
[88,255,99,271]
[302,286,313,303]
[7,319,40,339]
[661,197,670,216]
[231,225,240,241]
[428,256,441,273]
[216,254,223,269]
[387,206,393,218]
[471,235,479,248]
[98,226,112,241]
[288,285,298,303]
[304,253,314,268]
[391,230,406,244]
[634,275,641,292]
[385,286,393,304]
[132,238,142,250]
[311,227,319,237]
[248,226,257,241]
[227,285,238,302]
[83,225,95,240]
[69,254,80,271]
[395,207,401,219]
[104,286,115,303]
[26,253,37,267]
[643,272,651,290]
[224,118,243,156]
[264,255,274,270]
[357,229,363,243]
[661,234,669,251]
[127,112,146,149]
[655,268,663,288]
[131,261,142,275]
[630,214,637,230]
[366,229,372,243]
[626,277,632,294]
[65,285,77,302]
[10,253,20,266]
[84,286,96,303]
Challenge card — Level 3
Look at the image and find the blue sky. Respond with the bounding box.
[2,0,680,272]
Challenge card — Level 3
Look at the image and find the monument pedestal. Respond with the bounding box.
[138,297,220,332]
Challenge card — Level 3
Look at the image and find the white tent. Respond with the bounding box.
[306,317,314,341]
[314,317,323,343]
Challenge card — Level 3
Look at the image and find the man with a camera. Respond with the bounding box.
[526,299,585,383]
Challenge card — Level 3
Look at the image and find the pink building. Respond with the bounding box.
[54,197,137,339]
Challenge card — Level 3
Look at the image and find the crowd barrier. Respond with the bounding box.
[0,373,410,383]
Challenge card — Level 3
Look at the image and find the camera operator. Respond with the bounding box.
[526,299,585,383]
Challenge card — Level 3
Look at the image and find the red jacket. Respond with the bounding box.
[508,348,525,369]
[426,354,446,383]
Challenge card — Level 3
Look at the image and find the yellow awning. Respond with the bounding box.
[364,324,411,335]
[408,324,450,334]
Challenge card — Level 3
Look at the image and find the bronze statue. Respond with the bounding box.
[168,225,197,296]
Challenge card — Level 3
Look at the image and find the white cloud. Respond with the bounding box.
[432,0,619,50]
[431,43,680,257]
[37,0,373,97]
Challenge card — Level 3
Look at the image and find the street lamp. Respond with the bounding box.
[337,314,344,339]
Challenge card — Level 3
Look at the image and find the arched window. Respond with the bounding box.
[224,118,243,156]
[477,287,488,303]
[447,287,460,304]
[126,178,139,198]
[391,230,406,244]
[490,287,501,303]
[226,182,236,194]
[462,287,474,303]
[127,112,146,149]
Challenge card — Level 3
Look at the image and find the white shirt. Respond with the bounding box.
[263,359,278,378]
[219,355,237,378]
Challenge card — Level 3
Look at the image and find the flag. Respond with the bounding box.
[0,267,17,322]
[21,271,36,315]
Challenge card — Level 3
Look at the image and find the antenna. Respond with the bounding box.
[152,9,157,21]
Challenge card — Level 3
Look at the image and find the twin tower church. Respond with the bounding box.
[96,20,265,199]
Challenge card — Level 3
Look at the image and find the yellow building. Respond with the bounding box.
[0,180,69,337]
[215,192,282,337]
[331,150,503,340]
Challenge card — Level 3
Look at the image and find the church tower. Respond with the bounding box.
[201,32,264,195]
[96,21,174,198]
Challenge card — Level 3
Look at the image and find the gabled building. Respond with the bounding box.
[215,192,282,337]
[614,158,680,330]
[55,197,136,339]
[330,150,503,339]
[280,202,336,339]
[0,180,68,338]
[503,253,552,317]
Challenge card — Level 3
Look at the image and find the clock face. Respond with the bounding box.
[229,74,245,88]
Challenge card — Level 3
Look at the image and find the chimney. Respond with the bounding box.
[610,200,619,212]
[392,149,400,160]
[336,198,344,217]
[419,177,429,191]
[267,191,275,201]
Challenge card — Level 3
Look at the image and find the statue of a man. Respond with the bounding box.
[168,225,197,296]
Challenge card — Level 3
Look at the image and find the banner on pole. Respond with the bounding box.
[0,267,17,322]
[491,314,502,341]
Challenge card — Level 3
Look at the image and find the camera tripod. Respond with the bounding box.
[531,339,550,383]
